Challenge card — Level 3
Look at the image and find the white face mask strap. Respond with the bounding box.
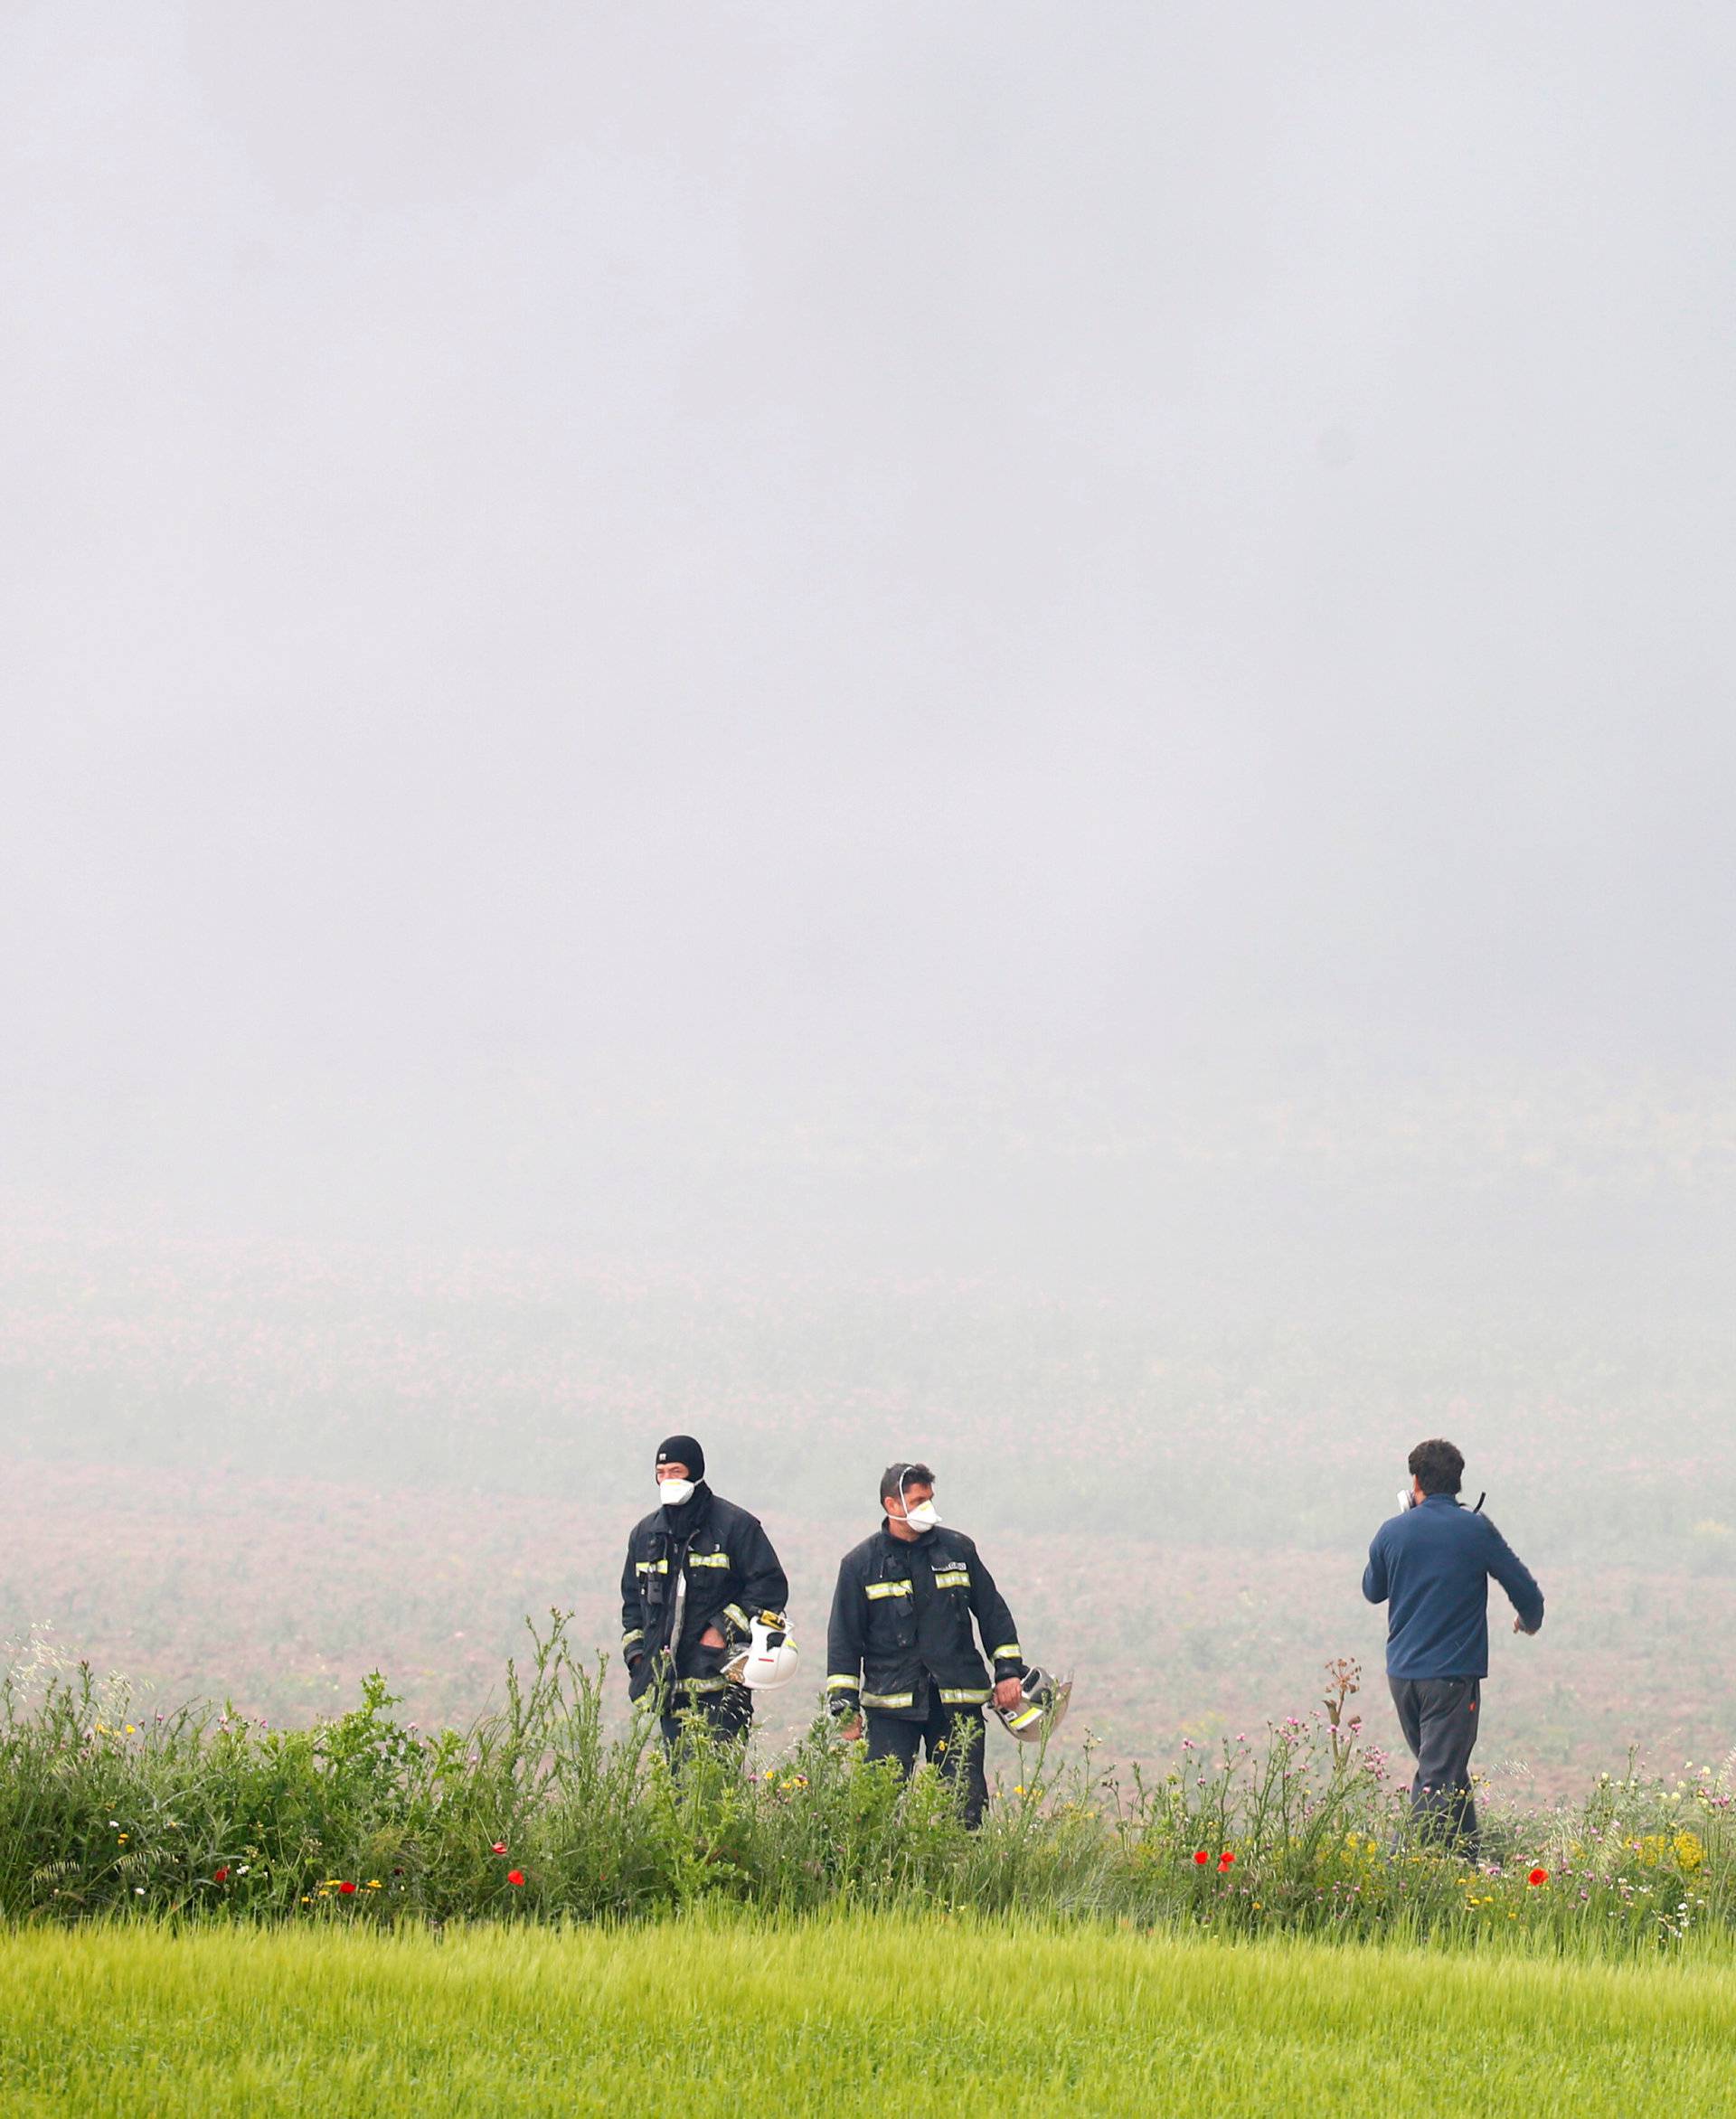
[895,1470,938,1530]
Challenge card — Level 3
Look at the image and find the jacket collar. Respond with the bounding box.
[878,1517,948,1552]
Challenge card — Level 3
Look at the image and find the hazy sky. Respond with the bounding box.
[4,2,1731,1252]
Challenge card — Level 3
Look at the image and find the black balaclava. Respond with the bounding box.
[656,1436,705,1482]
[656,1435,709,1535]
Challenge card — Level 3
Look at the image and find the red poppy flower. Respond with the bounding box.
[213,1867,230,1883]
[506,1869,525,1887]
[1527,1868,1548,1886]
[1194,1850,1209,1866]
[491,1841,508,1856]
[338,1879,357,1895]
[1218,1851,1236,1871]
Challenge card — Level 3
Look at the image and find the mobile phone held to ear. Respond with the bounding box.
[1398,1488,1418,1512]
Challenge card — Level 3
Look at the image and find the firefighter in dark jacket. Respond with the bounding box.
[826,1461,1024,1827]
[620,1435,789,1752]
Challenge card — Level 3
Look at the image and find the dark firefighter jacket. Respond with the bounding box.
[619,1485,788,1706]
[826,1522,1024,1723]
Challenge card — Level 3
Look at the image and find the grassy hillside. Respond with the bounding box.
[4,1916,1736,2116]
[4,1214,1734,1793]
[5,1457,1732,1796]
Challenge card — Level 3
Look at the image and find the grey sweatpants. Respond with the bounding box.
[1389,1675,1481,1855]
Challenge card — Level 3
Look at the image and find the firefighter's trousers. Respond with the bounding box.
[661,1683,752,1766]
[865,1695,987,1828]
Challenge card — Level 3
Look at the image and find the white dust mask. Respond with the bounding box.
[901,1498,941,1534]
[658,1477,696,1508]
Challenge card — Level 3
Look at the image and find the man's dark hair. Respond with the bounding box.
[880,1461,934,1506]
[1409,1437,1465,1496]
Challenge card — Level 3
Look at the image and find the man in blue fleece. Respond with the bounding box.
[1363,1438,1544,1858]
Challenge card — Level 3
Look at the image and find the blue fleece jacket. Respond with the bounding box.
[1363,1494,1544,1680]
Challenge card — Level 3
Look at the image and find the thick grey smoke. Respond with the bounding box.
[1,5,1732,1778]
[5,4,1732,1220]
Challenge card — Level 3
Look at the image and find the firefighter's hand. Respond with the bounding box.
[699,1625,727,1649]
[836,1716,863,1742]
[1514,1617,1538,1635]
[994,1677,1024,1711]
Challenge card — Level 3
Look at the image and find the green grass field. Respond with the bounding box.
[3,1916,1734,2116]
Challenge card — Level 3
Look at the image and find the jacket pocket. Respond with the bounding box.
[865,1576,915,1652]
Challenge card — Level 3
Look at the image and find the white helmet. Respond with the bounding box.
[994,1665,1072,1744]
[723,1616,800,1690]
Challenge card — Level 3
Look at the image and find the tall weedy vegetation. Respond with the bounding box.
[2,1617,1730,1952]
